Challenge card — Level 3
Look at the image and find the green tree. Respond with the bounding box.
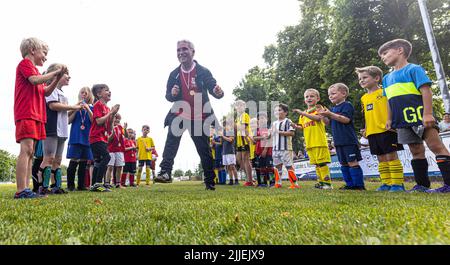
[194,163,204,181]
[0,150,16,182]
[173,169,184,178]
[185,169,193,180]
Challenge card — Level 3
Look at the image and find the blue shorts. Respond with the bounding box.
[335,145,362,165]
[67,144,93,160]
[214,159,223,169]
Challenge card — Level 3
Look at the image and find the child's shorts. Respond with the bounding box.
[43,136,67,158]
[335,145,362,165]
[255,155,273,168]
[15,119,46,143]
[138,159,152,168]
[368,130,404,155]
[108,152,125,167]
[307,147,331,165]
[397,125,439,145]
[236,145,250,152]
[272,150,293,167]
[123,162,137,174]
[222,154,236,166]
[67,144,93,160]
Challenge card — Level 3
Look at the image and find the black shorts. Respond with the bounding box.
[123,162,137,174]
[336,145,362,165]
[255,155,273,168]
[368,131,404,156]
[236,145,250,152]
[214,159,223,169]
[138,160,152,168]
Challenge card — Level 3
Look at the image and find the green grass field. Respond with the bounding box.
[0,181,449,245]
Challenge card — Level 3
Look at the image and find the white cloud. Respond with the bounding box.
[0,0,299,171]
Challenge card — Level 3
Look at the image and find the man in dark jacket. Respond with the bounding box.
[155,40,224,190]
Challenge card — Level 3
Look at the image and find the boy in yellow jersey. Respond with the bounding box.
[136,125,155,186]
[294,89,332,189]
[357,66,405,192]
[234,100,254,186]
[209,125,218,184]
[249,117,258,185]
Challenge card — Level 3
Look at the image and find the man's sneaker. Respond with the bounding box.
[288,184,300,189]
[14,189,40,199]
[376,184,391,191]
[154,171,172,183]
[389,184,406,192]
[243,181,253,187]
[426,184,450,193]
[90,183,112,192]
[274,184,282,188]
[407,184,429,193]
[51,187,67,194]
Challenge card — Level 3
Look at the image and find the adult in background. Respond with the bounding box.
[155,40,224,190]
[439,113,450,133]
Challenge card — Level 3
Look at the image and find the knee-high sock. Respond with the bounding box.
[67,160,78,188]
[274,168,282,185]
[220,170,227,184]
[315,167,321,184]
[388,159,404,185]
[411,159,430,188]
[121,173,127,186]
[349,166,365,187]
[77,161,87,189]
[42,166,52,188]
[255,167,262,184]
[136,168,142,185]
[54,168,62,188]
[288,169,298,185]
[214,169,219,184]
[436,155,450,186]
[319,165,331,185]
[145,168,151,184]
[130,174,135,186]
[341,166,353,187]
[267,167,275,184]
[378,161,391,185]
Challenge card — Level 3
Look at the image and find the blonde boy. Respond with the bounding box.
[293,89,332,189]
[234,100,254,186]
[136,125,156,185]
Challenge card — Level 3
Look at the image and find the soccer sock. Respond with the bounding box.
[37,167,44,187]
[255,167,262,185]
[121,173,127,186]
[77,161,87,189]
[221,170,227,184]
[436,155,450,186]
[315,167,322,184]
[319,165,331,185]
[340,165,353,187]
[214,169,219,184]
[54,168,62,188]
[388,159,404,185]
[288,170,298,185]
[378,161,391,186]
[42,166,52,188]
[136,168,142,185]
[274,168,282,185]
[411,159,430,188]
[67,160,78,188]
[145,168,151,184]
[349,166,365,188]
[267,167,275,184]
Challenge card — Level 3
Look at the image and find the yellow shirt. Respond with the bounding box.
[236,112,252,147]
[298,109,328,148]
[136,136,155,160]
[249,141,256,159]
[361,88,388,136]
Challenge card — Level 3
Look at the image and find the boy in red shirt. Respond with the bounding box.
[122,128,137,187]
[13,37,66,199]
[89,84,120,192]
[105,113,127,188]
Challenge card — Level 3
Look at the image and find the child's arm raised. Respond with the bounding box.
[420,85,435,128]
[96,104,120,126]
[318,106,350,124]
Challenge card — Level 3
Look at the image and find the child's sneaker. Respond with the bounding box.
[274,184,282,188]
[425,184,450,193]
[228,179,234,185]
[257,184,268,188]
[14,189,40,199]
[38,186,51,196]
[339,185,352,190]
[51,187,67,194]
[90,183,111,192]
[321,184,333,190]
[234,180,240,185]
[243,181,253,187]
[288,184,300,189]
[376,184,391,191]
[389,184,405,192]
[407,184,429,193]
[314,183,323,189]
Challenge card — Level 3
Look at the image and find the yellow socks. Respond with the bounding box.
[319,165,331,185]
[378,161,391,185]
[145,168,150,185]
[389,159,404,185]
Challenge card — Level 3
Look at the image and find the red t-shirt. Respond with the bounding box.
[176,67,205,120]
[89,100,110,144]
[108,125,125,153]
[255,128,273,156]
[14,58,46,123]
[124,139,137,163]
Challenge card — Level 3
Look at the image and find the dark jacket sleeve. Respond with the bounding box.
[165,69,182,102]
[203,68,224,99]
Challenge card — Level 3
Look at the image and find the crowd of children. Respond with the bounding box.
[12,37,450,198]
